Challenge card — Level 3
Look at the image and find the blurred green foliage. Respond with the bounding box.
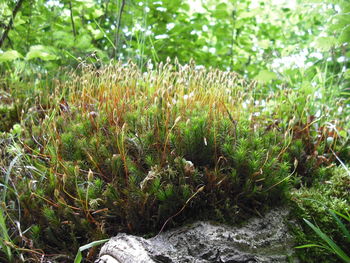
[0,0,349,80]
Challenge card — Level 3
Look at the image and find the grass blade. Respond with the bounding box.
[74,239,109,263]
[331,209,350,222]
[329,210,350,241]
[93,19,116,49]
[295,244,328,249]
[304,219,350,262]
[2,154,21,202]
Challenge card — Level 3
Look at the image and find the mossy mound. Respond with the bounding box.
[1,62,349,261]
[291,166,350,263]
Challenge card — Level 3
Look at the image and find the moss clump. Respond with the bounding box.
[2,62,348,260]
[0,103,19,132]
[290,166,350,263]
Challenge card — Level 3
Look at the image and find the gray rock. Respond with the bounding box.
[96,208,298,263]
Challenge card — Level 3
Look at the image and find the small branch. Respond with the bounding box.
[0,0,25,48]
[69,0,76,38]
[113,0,126,59]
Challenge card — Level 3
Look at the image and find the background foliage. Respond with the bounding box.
[0,0,350,262]
[1,0,349,78]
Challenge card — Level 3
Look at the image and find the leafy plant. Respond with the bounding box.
[297,209,350,263]
[291,163,350,263]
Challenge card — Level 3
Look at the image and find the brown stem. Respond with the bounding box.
[69,0,76,38]
[113,0,126,59]
[0,0,25,48]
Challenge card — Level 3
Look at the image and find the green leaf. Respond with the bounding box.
[339,130,348,138]
[240,9,259,19]
[344,69,350,80]
[254,70,277,82]
[25,45,57,61]
[281,45,296,57]
[315,37,337,51]
[76,0,95,8]
[14,17,26,27]
[212,3,228,19]
[94,19,116,49]
[258,39,270,49]
[180,3,190,11]
[74,239,109,263]
[0,50,23,62]
[75,34,92,49]
[53,31,75,48]
[92,9,104,18]
[87,25,104,40]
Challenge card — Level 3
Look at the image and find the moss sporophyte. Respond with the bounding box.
[1,62,349,262]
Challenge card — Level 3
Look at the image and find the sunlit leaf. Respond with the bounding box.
[254,70,277,82]
[315,37,337,51]
[53,31,75,48]
[258,39,270,49]
[212,3,228,18]
[0,50,23,62]
[14,17,26,27]
[75,34,92,49]
[25,45,57,61]
[344,69,350,80]
[92,9,104,18]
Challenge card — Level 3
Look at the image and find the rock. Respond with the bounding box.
[95,208,298,263]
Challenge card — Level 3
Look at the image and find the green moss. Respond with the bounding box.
[2,63,348,260]
[290,166,350,263]
[0,104,19,132]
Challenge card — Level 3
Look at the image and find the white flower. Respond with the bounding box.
[155,34,169,40]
